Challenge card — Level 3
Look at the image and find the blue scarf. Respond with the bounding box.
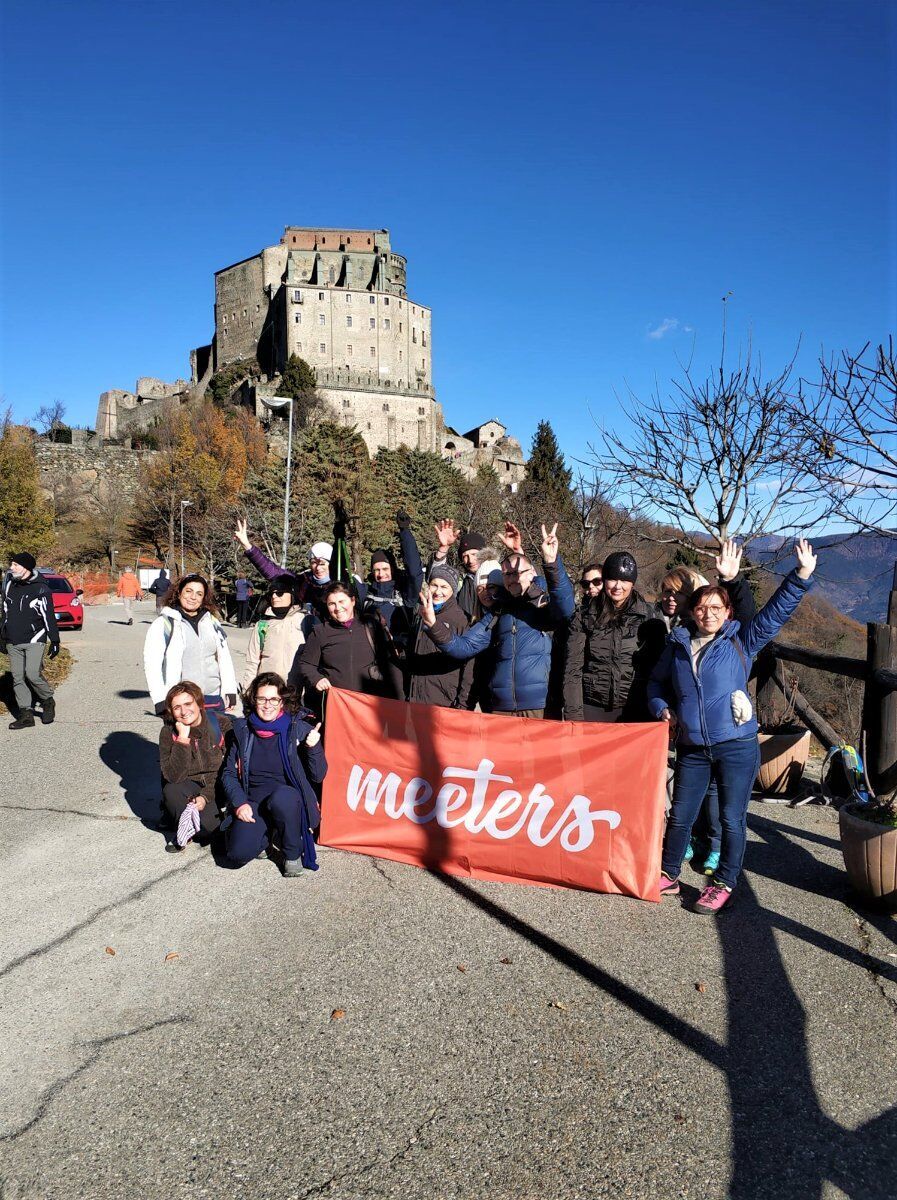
[246,711,318,870]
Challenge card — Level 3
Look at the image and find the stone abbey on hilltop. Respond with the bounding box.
[95,226,525,489]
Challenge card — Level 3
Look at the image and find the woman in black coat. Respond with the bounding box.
[293,582,403,713]
[405,565,471,708]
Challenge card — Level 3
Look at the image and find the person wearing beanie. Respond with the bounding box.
[2,553,60,730]
[431,521,489,620]
[233,519,335,622]
[241,574,314,693]
[563,549,665,723]
[359,511,424,647]
[420,521,575,718]
[404,562,472,708]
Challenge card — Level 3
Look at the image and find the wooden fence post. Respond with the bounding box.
[754,649,779,727]
[863,562,897,795]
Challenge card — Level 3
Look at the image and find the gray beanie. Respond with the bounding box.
[429,563,459,591]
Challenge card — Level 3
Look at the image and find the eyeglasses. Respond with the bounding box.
[256,697,282,708]
[693,604,726,616]
[580,577,602,588]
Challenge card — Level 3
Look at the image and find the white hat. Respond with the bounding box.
[309,542,333,561]
[475,558,502,587]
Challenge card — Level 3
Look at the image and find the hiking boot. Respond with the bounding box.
[9,709,35,730]
[659,872,680,897]
[40,698,56,725]
[165,841,184,854]
[693,881,732,915]
[702,849,721,876]
[282,858,305,879]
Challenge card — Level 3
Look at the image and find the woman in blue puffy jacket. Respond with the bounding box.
[647,539,816,914]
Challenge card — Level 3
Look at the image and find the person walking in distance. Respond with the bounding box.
[1,552,60,730]
[116,568,143,625]
[148,568,170,614]
[234,574,252,628]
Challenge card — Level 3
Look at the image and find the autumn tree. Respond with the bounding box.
[0,413,53,562]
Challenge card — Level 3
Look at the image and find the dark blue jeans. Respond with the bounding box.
[662,737,760,889]
[227,785,304,863]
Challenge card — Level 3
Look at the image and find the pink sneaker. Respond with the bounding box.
[693,882,732,914]
[659,873,680,896]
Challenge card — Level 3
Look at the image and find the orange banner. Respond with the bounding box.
[319,689,668,901]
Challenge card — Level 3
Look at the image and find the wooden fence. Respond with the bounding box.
[756,563,897,795]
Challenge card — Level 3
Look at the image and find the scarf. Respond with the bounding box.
[246,711,317,870]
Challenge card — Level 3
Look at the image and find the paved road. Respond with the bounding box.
[1,602,895,1200]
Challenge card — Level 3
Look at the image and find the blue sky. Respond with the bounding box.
[1,0,894,468]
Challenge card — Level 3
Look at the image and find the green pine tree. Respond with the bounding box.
[275,355,324,427]
[510,420,578,562]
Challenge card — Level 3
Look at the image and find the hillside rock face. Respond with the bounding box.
[753,532,896,624]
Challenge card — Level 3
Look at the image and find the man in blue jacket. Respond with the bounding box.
[420,523,575,718]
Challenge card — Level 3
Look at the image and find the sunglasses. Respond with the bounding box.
[580,577,603,587]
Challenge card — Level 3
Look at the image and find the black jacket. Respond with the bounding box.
[563,592,666,719]
[405,597,471,708]
[293,616,403,703]
[1,570,60,647]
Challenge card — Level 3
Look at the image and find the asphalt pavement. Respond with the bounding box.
[0,601,895,1200]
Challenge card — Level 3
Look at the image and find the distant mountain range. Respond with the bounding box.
[750,531,896,624]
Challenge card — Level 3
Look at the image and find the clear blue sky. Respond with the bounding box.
[1,0,894,467]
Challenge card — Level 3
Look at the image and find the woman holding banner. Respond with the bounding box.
[293,581,403,712]
[648,539,816,914]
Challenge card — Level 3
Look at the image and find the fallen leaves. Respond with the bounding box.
[499,957,513,965]
[695,981,707,994]
[164,952,180,964]
[456,964,467,973]
[104,946,116,956]
[331,1009,346,1021]
[550,1001,569,1012]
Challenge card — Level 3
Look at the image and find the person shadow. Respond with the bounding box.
[98,730,165,834]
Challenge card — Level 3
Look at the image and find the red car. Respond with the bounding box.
[41,571,84,631]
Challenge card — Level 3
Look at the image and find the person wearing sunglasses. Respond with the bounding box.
[222,672,325,878]
[579,565,603,598]
[648,539,817,914]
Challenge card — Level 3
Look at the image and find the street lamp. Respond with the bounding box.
[179,500,192,575]
[259,395,294,568]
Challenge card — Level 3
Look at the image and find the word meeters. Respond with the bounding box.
[346,758,622,852]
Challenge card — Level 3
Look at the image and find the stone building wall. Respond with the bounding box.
[34,441,154,508]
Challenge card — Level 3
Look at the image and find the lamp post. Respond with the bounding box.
[179,500,192,575]
[259,395,294,567]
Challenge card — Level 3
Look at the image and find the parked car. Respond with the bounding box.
[40,571,84,631]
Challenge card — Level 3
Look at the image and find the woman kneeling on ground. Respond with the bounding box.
[648,539,816,915]
[158,681,232,853]
[221,672,325,879]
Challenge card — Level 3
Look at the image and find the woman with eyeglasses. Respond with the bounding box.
[144,573,238,717]
[221,672,325,878]
[648,539,816,914]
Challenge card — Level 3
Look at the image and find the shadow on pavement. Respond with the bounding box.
[117,689,150,700]
[98,730,164,832]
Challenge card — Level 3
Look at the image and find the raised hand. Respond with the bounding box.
[498,521,523,554]
[715,538,743,582]
[418,585,437,628]
[794,538,817,579]
[305,721,323,748]
[540,523,559,564]
[433,519,458,558]
[233,518,251,551]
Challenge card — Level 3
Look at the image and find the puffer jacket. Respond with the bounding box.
[1,569,60,646]
[241,605,314,690]
[563,593,666,719]
[647,570,813,746]
[425,559,575,713]
[221,713,325,828]
[405,596,471,708]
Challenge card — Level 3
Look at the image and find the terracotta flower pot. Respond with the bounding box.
[757,726,811,796]
[839,803,897,907]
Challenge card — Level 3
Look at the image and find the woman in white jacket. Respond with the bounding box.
[144,574,238,717]
[240,574,313,692]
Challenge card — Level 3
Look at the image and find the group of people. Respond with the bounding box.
[137,513,817,912]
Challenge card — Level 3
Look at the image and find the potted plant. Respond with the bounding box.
[757,681,811,797]
[839,788,897,907]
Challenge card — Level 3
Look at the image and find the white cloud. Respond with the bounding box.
[647,317,680,340]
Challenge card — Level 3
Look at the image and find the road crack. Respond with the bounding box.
[0,804,132,823]
[0,1015,190,1143]
[368,858,398,891]
[851,913,897,1017]
[297,1104,445,1197]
